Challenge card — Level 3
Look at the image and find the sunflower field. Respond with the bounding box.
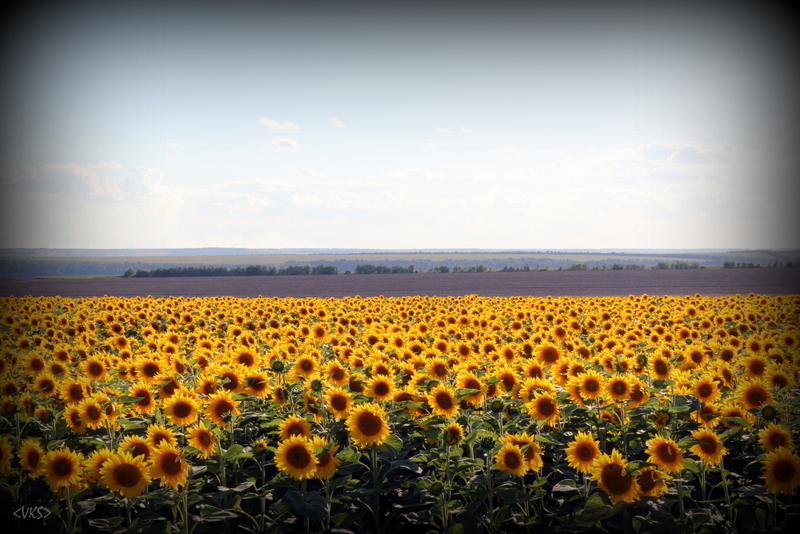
[0,293,799,533]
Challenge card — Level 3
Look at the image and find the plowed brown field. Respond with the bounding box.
[1,268,799,298]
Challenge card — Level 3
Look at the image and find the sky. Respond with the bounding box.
[1,0,798,251]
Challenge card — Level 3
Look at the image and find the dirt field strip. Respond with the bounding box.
[1,268,799,298]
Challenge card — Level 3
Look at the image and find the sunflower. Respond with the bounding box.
[292,354,319,379]
[100,451,152,498]
[163,391,202,426]
[645,435,685,474]
[78,396,107,429]
[737,378,774,411]
[187,421,216,458]
[245,371,271,398]
[444,422,465,445]
[324,386,352,418]
[427,383,459,418]
[605,374,632,403]
[146,423,178,450]
[42,447,84,491]
[526,391,560,427]
[309,435,340,480]
[590,449,640,504]
[63,405,88,435]
[494,443,528,477]
[150,443,190,489]
[324,360,349,386]
[500,432,543,471]
[759,423,795,453]
[565,431,602,474]
[118,435,152,462]
[762,446,800,495]
[59,378,91,405]
[456,370,486,407]
[205,390,241,426]
[127,382,156,414]
[83,447,114,484]
[571,369,605,402]
[275,435,318,480]
[536,344,562,366]
[278,415,313,440]
[649,354,672,380]
[693,376,720,404]
[346,402,391,448]
[636,467,670,498]
[0,436,12,476]
[33,372,58,398]
[134,356,166,384]
[81,356,108,380]
[689,429,726,466]
[17,438,44,478]
[366,375,396,403]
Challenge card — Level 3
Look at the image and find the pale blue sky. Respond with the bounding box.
[1,0,798,250]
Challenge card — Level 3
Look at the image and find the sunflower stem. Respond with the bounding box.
[370,445,382,534]
[676,475,686,532]
[302,478,310,534]
[719,457,733,522]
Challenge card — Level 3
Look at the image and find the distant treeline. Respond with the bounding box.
[723,261,798,268]
[123,265,341,277]
[2,254,798,279]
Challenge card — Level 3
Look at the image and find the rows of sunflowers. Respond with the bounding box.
[0,292,798,533]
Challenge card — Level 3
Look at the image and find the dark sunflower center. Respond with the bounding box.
[537,397,555,416]
[114,464,142,487]
[655,361,668,375]
[612,382,627,395]
[172,401,192,418]
[436,392,454,410]
[698,384,712,398]
[54,458,72,476]
[700,439,717,454]
[504,450,522,470]
[585,379,599,392]
[287,445,311,469]
[578,445,594,461]
[657,444,676,462]
[637,470,657,492]
[214,400,233,417]
[161,454,182,475]
[331,395,347,411]
[601,464,633,495]
[357,412,382,436]
[770,434,786,448]
[374,382,390,396]
[89,363,103,376]
[774,459,796,482]
[143,363,159,377]
[198,432,212,446]
[86,406,101,420]
[747,388,767,407]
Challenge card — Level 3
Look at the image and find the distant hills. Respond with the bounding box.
[2,248,799,279]
[0,247,773,257]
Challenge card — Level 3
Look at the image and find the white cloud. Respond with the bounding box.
[434,128,452,134]
[422,143,437,150]
[329,117,345,128]
[91,161,123,169]
[272,138,301,150]
[164,142,181,149]
[459,127,473,134]
[260,118,301,130]
[296,166,325,177]
[495,145,523,156]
